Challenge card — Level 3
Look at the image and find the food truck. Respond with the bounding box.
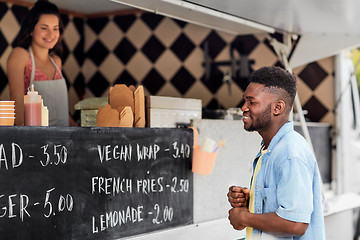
[110,2,360,239]
[1,0,360,239]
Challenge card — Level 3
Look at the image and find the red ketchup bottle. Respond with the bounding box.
[24,84,42,126]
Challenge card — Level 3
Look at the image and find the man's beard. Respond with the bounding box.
[245,104,272,132]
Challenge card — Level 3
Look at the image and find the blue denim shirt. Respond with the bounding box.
[251,121,325,240]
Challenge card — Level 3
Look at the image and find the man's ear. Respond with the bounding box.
[273,100,286,116]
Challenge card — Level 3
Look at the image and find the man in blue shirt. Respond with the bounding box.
[227,66,325,239]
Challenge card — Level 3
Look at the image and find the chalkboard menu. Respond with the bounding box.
[0,126,193,240]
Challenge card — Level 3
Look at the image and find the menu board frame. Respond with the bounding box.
[0,126,193,240]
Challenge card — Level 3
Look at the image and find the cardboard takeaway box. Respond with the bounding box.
[146,96,202,128]
[75,95,202,127]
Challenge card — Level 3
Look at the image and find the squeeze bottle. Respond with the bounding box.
[24,84,42,126]
[41,99,49,126]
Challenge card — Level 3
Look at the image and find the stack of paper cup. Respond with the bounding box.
[0,101,15,126]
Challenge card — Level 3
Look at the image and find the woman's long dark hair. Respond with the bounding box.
[12,0,63,57]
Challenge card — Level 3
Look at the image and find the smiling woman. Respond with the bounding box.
[6,0,77,126]
[31,14,60,52]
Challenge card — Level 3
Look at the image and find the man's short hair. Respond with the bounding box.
[249,66,297,107]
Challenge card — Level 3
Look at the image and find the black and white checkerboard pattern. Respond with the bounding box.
[0,1,334,124]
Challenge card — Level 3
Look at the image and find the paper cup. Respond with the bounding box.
[190,126,218,175]
[192,146,218,175]
[0,104,15,108]
[0,101,15,105]
[0,108,15,113]
[0,117,15,126]
[0,113,15,118]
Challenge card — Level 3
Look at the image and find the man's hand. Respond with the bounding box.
[228,206,249,230]
[227,186,250,208]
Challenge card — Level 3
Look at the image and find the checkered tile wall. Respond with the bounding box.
[0,1,334,125]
